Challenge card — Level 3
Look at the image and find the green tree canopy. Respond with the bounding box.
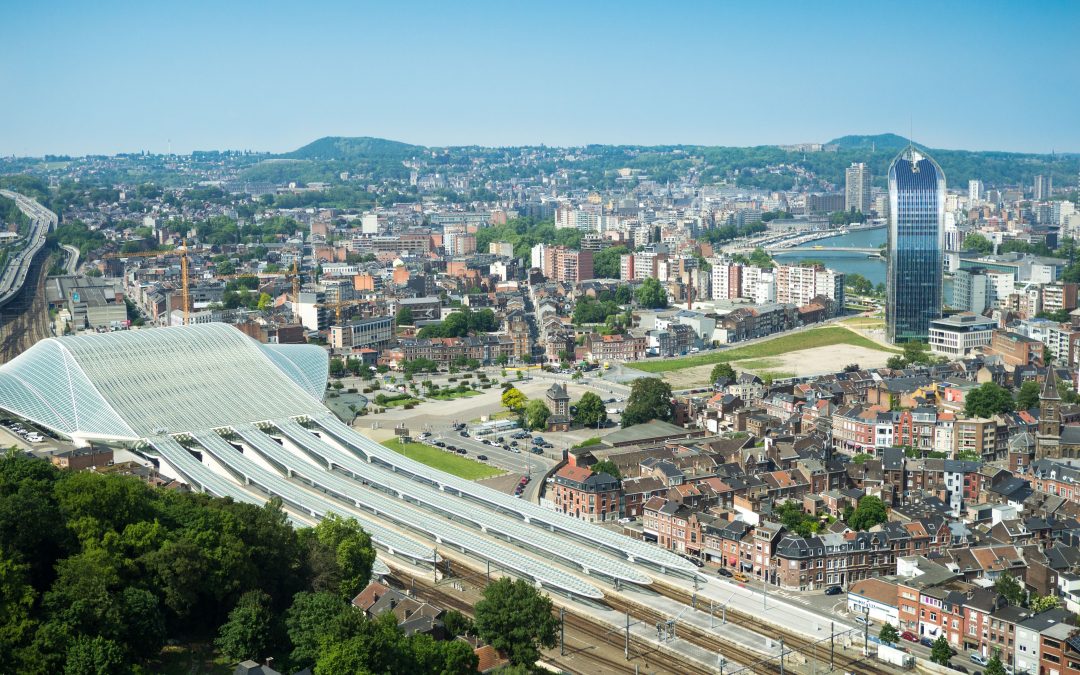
[964,382,1015,418]
[573,392,607,428]
[930,635,952,665]
[215,590,273,663]
[591,459,621,480]
[710,362,736,383]
[994,573,1025,606]
[592,245,628,279]
[878,623,899,645]
[395,306,414,326]
[524,399,550,431]
[622,377,673,427]
[1016,380,1041,410]
[848,495,887,531]
[963,232,994,253]
[474,577,558,667]
[635,277,668,309]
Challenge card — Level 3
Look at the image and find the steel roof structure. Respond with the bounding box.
[0,324,327,443]
[231,424,603,598]
[190,430,436,563]
[310,414,698,574]
[257,421,650,586]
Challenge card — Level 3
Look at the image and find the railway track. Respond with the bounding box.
[0,251,52,363]
[651,580,887,675]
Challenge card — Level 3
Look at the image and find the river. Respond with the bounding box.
[771,227,887,284]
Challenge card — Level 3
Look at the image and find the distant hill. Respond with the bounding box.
[826,133,913,151]
[283,136,422,161]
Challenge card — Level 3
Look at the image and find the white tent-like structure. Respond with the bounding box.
[0,323,328,445]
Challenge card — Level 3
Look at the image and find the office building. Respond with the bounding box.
[951,268,991,314]
[1034,174,1052,201]
[928,314,995,358]
[886,147,945,344]
[845,163,872,215]
[329,316,394,351]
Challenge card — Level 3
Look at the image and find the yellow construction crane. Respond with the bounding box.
[104,240,192,324]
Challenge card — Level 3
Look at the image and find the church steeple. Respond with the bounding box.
[1037,368,1062,459]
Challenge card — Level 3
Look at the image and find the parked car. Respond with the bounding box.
[970,654,988,666]
[854,616,872,627]
[732,571,750,583]
[459,431,469,437]
[717,568,733,577]
[824,585,843,596]
[919,637,935,648]
[531,448,543,455]
[477,454,488,461]
[901,631,918,643]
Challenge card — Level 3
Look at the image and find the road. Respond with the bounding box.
[61,244,80,274]
[0,190,57,308]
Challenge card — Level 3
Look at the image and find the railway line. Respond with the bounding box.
[0,252,52,363]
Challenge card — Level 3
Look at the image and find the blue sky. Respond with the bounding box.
[2,1,1078,156]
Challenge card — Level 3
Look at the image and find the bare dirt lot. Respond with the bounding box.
[661,343,893,389]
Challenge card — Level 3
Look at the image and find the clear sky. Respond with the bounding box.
[2,0,1078,156]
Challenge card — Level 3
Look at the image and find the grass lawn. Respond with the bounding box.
[733,358,782,370]
[384,397,421,408]
[383,439,504,480]
[429,389,482,401]
[760,371,797,381]
[633,326,900,373]
[572,436,603,448]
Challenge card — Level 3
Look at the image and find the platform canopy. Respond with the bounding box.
[0,323,327,443]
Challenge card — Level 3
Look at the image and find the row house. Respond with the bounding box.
[551,464,622,523]
[586,332,647,363]
[398,335,515,367]
[833,404,880,454]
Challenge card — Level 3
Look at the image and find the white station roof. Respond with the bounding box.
[0,323,327,442]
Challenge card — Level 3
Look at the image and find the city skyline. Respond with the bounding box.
[2,1,1079,156]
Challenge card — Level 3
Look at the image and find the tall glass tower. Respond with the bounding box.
[886,147,945,344]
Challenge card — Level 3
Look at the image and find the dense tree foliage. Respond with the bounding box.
[963,232,994,253]
[710,363,736,384]
[1016,380,1042,411]
[774,500,824,537]
[501,387,527,413]
[994,573,1025,606]
[878,624,899,645]
[0,450,388,673]
[524,399,551,431]
[474,577,558,667]
[573,392,607,428]
[964,382,1015,418]
[573,297,621,324]
[417,307,497,338]
[930,635,952,665]
[592,245,628,279]
[474,217,582,259]
[395,306,414,326]
[635,277,668,309]
[847,495,887,531]
[591,459,621,480]
[622,377,673,427]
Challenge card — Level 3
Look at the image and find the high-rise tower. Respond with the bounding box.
[845,162,872,215]
[886,147,945,344]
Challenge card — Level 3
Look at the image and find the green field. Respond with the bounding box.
[633,326,900,373]
[383,438,504,480]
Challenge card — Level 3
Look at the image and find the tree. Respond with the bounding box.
[622,377,673,427]
[591,459,621,480]
[286,591,347,669]
[994,573,1025,606]
[395,305,414,326]
[573,392,607,428]
[592,245,628,279]
[930,635,952,665]
[474,577,558,667]
[984,651,1007,675]
[215,590,273,663]
[965,382,1015,418]
[442,609,474,638]
[63,635,127,675]
[635,277,668,309]
[524,399,550,431]
[1016,380,1041,410]
[848,495,887,531]
[501,387,527,413]
[257,292,272,310]
[309,513,376,601]
[886,354,907,370]
[710,362,736,384]
[748,247,774,268]
[878,623,899,645]
[1029,594,1060,613]
[963,232,994,254]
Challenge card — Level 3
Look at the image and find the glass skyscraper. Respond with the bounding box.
[886,147,945,344]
